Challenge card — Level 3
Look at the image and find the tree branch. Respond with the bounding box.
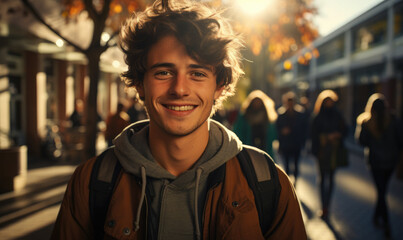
[101,0,112,21]
[82,0,110,23]
[108,43,118,48]
[105,29,119,48]
[21,0,85,53]
[83,0,98,21]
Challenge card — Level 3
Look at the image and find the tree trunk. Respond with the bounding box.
[84,50,101,160]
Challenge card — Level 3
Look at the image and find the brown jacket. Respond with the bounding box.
[51,156,306,240]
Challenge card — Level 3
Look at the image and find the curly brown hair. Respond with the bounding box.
[120,0,244,111]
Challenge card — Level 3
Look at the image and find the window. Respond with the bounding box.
[317,34,345,66]
[394,2,403,38]
[353,12,387,52]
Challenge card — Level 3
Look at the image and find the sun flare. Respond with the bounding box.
[235,0,272,16]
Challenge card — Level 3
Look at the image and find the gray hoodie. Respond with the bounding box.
[113,119,242,240]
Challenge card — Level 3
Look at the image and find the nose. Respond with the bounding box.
[168,73,190,97]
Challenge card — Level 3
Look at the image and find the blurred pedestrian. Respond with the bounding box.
[105,102,130,146]
[300,96,312,154]
[355,93,403,238]
[212,108,231,128]
[311,89,348,220]
[276,91,305,186]
[69,98,84,128]
[233,90,278,159]
[126,97,147,123]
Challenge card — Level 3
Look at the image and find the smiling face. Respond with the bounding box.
[137,35,223,137]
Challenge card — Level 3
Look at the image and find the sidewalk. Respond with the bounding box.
[0,160,77,239]
[280,153,338,240]
[293,141,403,240]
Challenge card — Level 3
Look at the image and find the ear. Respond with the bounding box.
[214,85,225,100]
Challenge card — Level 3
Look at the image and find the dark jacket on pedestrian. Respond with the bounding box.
[311,99,347,172]
[359,117,402,169]
[276,105,305,153]
[356,94,403,170]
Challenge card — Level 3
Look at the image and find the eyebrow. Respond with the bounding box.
[149,63,213,72]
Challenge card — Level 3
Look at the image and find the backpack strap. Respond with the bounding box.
[237,146,281,236]
[89,147,122,239]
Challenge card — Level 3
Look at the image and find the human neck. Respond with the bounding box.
[148,122,210,176]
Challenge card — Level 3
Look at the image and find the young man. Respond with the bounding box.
[51,0,306,239]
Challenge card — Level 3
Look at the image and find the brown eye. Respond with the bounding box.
[155,71,173,79]
[191,71,207,80]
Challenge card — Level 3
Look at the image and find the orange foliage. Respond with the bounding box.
[62,0,145,23]
[312,48,320,58]
[283,60,292,70]
[298,55,306,64]
[62,0,85,17]
[251,35,262,56]
[60,0,318,61]
[304,51,312,60]
[229,0,319,60]
[61,0,147,33]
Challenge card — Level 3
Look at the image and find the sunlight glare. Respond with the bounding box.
[101,32,111,43]
[235,0,272,16]
[55,39,64,47]
[112,60,121,68]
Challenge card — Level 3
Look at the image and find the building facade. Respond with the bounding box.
[276,0,403,127]
[0,23,126,160]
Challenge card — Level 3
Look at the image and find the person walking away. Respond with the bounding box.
[311,89,347,221]
[233,90,278,159]
[299,96,312,155]
[51,1,306,239]
[355,93,403,238]
[276,91,305,186]
[105,102,130,146]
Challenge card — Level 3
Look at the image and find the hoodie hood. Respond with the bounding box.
[113,119,242,181]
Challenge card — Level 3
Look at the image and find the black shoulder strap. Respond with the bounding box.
[237,146,281,235]
[89,147,122,239]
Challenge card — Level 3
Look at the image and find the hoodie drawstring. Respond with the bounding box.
[134,166,203,238]
[135,166,146,232]
[194,168,203,240]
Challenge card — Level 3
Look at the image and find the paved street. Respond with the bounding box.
[291,148,403,240]
[0,144,402,239]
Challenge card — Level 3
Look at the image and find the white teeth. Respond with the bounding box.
[167,105,195,111]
